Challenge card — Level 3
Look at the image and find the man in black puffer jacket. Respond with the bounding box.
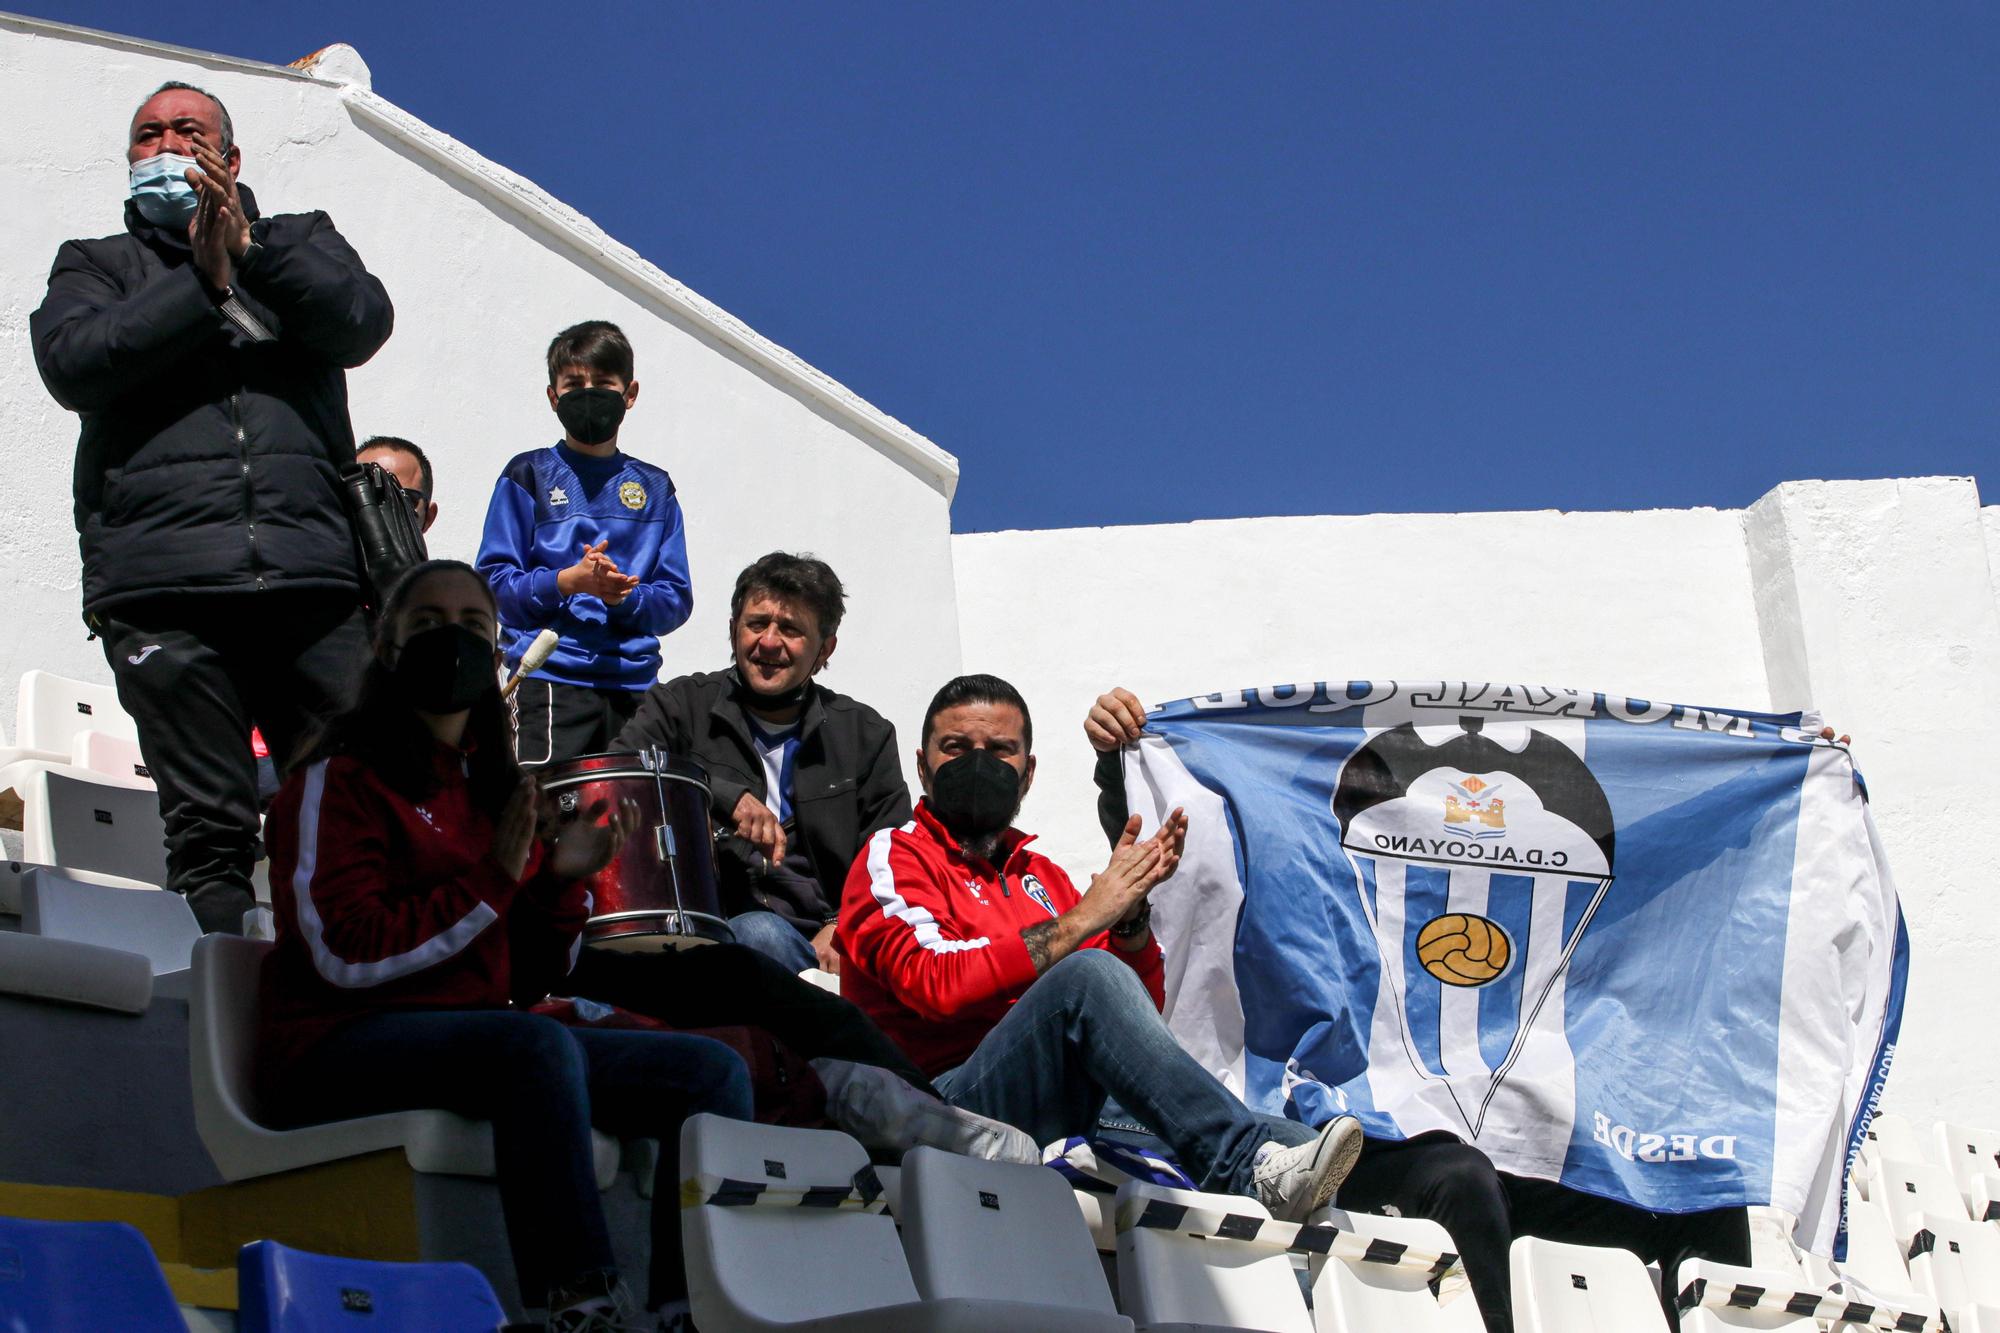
[31,81,394,933]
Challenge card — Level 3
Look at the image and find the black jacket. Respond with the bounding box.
[31,188,394,615]
[1094,747,1130,848]
[616,669,914,929]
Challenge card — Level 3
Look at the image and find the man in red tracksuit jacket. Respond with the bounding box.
[838,673,1363,1223]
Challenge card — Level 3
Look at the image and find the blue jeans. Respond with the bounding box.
[931,950,1313,1195]
[726,909,818,974]
[270,1009,753,1308]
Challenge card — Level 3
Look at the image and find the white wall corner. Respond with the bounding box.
[289,43,372,92]
[1741,485,1812,713]
[1744,475,2000,1124]
[1984,505,2000,625]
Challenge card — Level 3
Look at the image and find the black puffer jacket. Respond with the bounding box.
[31,187,394,615]
[615,669,915,929]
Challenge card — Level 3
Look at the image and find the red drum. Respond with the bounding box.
[535,749,733,950]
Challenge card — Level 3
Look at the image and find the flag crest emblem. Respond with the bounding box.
[1332,721,1616,1140]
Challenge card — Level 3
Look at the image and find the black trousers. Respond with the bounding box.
[95,590,369,934]
[557,943,939,1097]
[514,679,643,768]
[1336,1133,1751,1332]
[268,1009,752,1309]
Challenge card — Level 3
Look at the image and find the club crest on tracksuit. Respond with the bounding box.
[1021,873,1059,917]
[1331,720,1616,1141]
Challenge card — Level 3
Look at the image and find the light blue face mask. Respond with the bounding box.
[129,152,200,227]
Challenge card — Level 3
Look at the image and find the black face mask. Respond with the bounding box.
[390,625,496,713]
[555,387,628,445]
[928,748,1021,841]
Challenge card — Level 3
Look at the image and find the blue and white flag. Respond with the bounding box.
[1121,682,1906,1254]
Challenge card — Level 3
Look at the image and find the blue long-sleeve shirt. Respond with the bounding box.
[476,441,693,690]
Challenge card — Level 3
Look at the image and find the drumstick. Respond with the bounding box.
[502,629,560,699]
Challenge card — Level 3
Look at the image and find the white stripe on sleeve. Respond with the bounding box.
[292,759,500,989]
[865,824,992,954]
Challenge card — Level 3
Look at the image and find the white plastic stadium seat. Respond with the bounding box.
[0,931,154,1014]
[681,1114,1072,1330]
[1509,1236,1668,1332]
[1742,1206,1814,1284]
[1672,1257,1822,1331]
[21,867,198,976]
[1876,1158,1969,1243]
[1971,1175,2000,1229]
[16,669,137,753]
[1906,1214,2000,1333]
[18,768,167,885]
[190,935,617,1186]
[70,729,153,785]
[898,1145,1130,1329]
[1830,1189,1935,1321]
[1112,1179,1313,1333]
[1858,1113,1931,1199]
[0,717,55,775]
[0,858,155,915]
[1934,1121,2000,1219]
[0,860,156,912]
[1307,1207,1466,1333]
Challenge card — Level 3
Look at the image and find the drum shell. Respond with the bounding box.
[535,751,729,949]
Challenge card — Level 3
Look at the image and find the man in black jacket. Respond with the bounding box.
[30,82,394,933]
[614,552,912,972]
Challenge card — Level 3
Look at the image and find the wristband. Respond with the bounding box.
[1109,902,1152,940]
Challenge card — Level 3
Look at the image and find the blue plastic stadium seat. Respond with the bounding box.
[238,1239,506,1332]
[0,1216,183,1331]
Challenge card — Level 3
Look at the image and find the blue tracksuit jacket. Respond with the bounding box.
[476,441,693,690]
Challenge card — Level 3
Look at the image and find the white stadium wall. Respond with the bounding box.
[3,15,1995,1153]
[0,16,963,794]
[954,479,2000,1128]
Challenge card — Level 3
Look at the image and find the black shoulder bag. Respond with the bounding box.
[339,461,429,607]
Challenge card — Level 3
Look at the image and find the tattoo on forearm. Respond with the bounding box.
[1022,920,1061,975]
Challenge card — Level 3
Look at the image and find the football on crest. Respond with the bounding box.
[1415,913,1511,986]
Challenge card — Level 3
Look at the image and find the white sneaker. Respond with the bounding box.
[1251,1115,1364,1223]
[547,1279,644,1333]
[813,1059,1042,1165]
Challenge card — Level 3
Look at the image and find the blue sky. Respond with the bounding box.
[47,2,1995,531]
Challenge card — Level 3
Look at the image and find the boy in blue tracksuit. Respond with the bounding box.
[477,320,693,765]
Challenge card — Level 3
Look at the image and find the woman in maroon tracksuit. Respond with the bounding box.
[259,559,751,1331]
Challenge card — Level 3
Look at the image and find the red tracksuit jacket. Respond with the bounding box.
[836,800,1165,1076]
[258,745,589,1090]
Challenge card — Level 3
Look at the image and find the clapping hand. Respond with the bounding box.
[492,779,540,881]
[1082,807,1188,932]
[549,795,642,881]
[185,130,248,291]
[558,539,641,603]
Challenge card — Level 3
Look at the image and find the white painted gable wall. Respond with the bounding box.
[3,16,1994,1141]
